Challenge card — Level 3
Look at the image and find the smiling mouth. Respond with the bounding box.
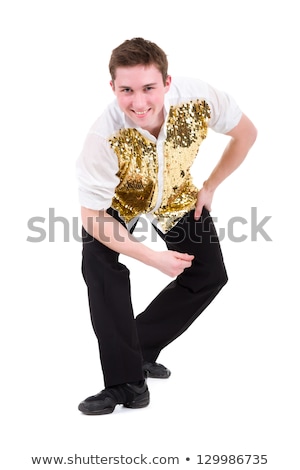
[133,109,150,116]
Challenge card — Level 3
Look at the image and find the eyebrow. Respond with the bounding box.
[118,82,158,89]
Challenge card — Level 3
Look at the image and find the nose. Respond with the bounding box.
[132,92,147,110]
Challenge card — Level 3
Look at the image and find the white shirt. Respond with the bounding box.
[76,77,242,230]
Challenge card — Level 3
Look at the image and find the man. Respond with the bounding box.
[76,37,257,415]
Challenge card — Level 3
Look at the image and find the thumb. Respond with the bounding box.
[176,252,194,260]
[194,203,204,220]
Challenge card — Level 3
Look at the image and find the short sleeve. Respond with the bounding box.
[205,83,243,134]
[76,132,119,210]
[169,77,243,135]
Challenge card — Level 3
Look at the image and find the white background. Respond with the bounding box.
[1,0,299,468]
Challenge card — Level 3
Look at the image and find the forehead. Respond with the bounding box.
[114,64,164,86]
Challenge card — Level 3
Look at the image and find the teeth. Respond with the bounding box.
[135,110,148,115]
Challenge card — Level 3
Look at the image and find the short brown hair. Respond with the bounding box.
[109,37,168,84]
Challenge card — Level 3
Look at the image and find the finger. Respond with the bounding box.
[176,252,194,260]
[182,260,193,269]
[194,204,203,220]
[180,257,194,266]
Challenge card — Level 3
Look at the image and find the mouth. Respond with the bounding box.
[132,109,150,117]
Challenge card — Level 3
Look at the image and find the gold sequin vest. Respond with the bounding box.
[109,100,210,232]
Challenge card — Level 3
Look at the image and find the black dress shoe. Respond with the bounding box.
[78,381,149,415]
[142,361,171,379]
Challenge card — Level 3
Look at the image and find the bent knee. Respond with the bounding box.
[178,264,228,293]
[207,267,228,292]
[217,269,228,288]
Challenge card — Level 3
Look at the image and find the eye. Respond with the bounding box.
[145,86,154,91]
[121,88,132,93]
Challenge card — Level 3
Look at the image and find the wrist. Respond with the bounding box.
[203,180,216,193]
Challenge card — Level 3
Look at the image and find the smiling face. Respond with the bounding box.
[111,64,171,137]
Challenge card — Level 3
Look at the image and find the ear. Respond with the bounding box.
[110,80,115,92]
[165,75,172,91]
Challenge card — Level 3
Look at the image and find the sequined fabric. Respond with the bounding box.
[109,129,158,220]
[109,100,210,232]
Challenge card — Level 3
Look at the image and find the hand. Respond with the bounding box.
[194,184,214,220]
[151,250,194,277]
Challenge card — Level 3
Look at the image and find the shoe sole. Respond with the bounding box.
[78,403,116,415]
[78,391,150,415]
[144,370,171,379]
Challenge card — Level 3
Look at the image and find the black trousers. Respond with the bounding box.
[81,208,228,387]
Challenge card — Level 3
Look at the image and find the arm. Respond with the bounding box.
[194,113,257,219]
[81,207,194,277]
